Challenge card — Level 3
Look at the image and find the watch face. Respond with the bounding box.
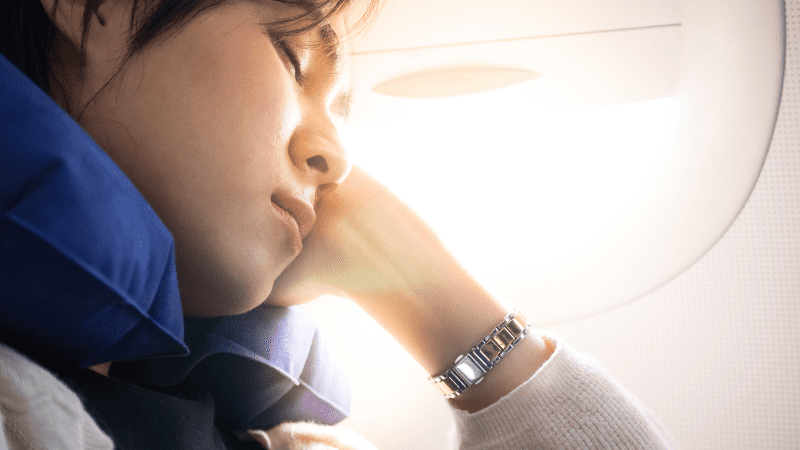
[453,354,485,384]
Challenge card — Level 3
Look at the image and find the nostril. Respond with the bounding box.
[307,155,329,173]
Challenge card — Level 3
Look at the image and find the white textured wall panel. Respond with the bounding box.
[548,2,800,448]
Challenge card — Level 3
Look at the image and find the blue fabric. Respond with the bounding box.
[116,306,351,429]
[0,53,188,367]
[0,53,350,428]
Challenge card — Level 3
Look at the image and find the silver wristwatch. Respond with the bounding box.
[428,309,530,399]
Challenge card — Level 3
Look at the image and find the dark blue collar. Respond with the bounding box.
[0,53,349,429]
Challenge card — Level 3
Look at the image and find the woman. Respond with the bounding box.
[0,0,675,448]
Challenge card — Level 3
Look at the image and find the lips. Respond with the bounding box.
[271,192,316,242]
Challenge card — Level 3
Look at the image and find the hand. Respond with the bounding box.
[269,166,554,413]
[268,166,448,306]
[239,423,377,450]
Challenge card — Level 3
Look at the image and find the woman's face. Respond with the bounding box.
[60,0,352,316]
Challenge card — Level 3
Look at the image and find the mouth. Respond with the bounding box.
[271,192,316,242]
[271,199,303,253]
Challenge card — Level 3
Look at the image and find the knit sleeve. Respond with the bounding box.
[449,334,675,450]
[0,343,115,450]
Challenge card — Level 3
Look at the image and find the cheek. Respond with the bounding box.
[82,10,301,316]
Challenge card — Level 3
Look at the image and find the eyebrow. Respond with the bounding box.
[318,23,352,122]
[318,23,344,72]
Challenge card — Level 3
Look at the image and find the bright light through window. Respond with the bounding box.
[340,83,680,278]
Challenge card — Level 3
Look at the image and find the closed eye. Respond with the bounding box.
[268,32,306,86]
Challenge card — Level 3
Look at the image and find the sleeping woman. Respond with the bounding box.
[0,0,675,448]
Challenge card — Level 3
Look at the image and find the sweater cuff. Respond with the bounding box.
[448,333,675,450]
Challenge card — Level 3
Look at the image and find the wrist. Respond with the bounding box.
[448,333,554,413]
[347,264,513,377]
[429,309,530,398]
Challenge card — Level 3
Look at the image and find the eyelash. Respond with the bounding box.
[272,36,306,86]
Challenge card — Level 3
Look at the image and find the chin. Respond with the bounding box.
[262,295,307,308]
[176,235,297,316]
[179,268,279,317]
[183,291,271,317]
[223,279,280,316]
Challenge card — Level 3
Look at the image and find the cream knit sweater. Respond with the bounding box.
[0,335,674,450]
[450,334,675,449]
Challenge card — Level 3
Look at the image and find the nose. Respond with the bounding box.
[288,114,351,193]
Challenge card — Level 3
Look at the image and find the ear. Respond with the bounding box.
[39,0,123,68]
[39,0,93,53]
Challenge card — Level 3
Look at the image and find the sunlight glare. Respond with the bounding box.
[340,85,680,275]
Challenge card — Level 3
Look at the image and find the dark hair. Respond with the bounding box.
[0,0,378,107]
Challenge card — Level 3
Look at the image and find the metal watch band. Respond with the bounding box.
[428,309,530,399]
